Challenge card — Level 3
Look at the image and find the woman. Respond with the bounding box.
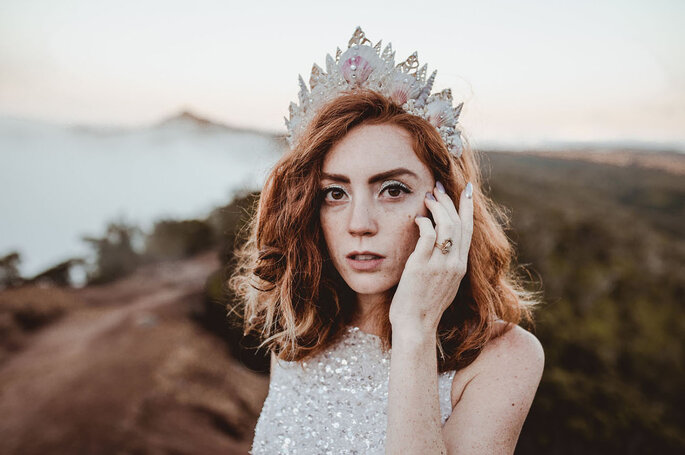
[229,27,544,454]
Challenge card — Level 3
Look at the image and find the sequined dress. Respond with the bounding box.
[250,325,457,454]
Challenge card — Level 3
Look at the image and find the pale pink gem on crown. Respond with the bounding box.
[341,56,374,85]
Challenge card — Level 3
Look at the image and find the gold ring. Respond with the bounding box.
[435,238,453,254]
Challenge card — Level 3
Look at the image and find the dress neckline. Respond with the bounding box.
[346,325,382,339]
[345,325,457,377]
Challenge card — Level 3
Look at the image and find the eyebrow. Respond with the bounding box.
[321,167,419,184]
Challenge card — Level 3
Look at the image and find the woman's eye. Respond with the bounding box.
[321,182,410,202]
[322,187,346,201]
[382,182,411,198]
[329,189,345,200]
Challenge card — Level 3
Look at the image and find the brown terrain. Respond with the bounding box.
[515,148,685,176]
[1,147,681,454]
[0,251,268,454]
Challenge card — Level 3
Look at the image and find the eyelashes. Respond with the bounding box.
[320,181,412,202]
[321,186,345,201]
[380,181,412,197]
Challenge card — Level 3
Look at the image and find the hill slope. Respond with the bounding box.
[0,251,267,455]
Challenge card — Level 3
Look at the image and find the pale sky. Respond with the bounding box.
[1,0,683,149]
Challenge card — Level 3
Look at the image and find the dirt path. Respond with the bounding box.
[0,251,269,454]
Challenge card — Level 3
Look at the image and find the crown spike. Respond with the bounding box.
[374,39,382,55]
[381,43,393,60]
[426,69,437,89]
[416,64,428,83]
[310,63,325,90]
[415,69,437,108]
[397,51,419,73]
[297,74,310,107]
[453,101,464,121]
[326,54,337,74]
[335,47,342,63]
[348,26,368,48]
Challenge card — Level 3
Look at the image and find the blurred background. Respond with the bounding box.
[1,0,683,453]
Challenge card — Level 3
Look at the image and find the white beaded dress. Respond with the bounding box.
[250,325,457,454]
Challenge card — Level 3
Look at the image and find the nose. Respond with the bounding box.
[347,195,378,237]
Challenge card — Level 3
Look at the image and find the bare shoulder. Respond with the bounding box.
[483,322,545,371]
[443,322,545,453]
[450,321,545,407]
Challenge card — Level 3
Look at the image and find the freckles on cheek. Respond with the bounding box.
[390,213,421,261]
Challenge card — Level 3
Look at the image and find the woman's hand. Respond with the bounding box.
[389,180,474,337]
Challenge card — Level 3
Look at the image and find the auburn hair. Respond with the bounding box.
[228,89,540,372]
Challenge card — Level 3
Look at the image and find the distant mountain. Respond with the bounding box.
[0,111,283,142]
[155,110,284,139]
[157,110,224,128]
[0,111,285,279]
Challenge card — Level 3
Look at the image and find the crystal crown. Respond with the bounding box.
[285,26,465,158]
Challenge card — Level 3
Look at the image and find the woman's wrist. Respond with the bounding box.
[390,318,438,349]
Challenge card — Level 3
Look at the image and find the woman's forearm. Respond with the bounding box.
[386,328,447,455]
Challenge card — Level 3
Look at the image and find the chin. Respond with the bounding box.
[343,274,397,295]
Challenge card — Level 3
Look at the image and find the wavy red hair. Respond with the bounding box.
[228,89,540,372]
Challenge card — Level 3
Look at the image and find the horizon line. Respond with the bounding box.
[1,110,683,155]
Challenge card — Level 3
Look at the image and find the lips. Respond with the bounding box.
[346,251,385,260]
[346,251,385,272]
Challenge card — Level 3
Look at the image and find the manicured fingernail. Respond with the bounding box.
[436,181,445,193]
[465,182,473,199]
[426,191,436,201]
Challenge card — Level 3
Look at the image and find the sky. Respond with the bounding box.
[1,0,683,149]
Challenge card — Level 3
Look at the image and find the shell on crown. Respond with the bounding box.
[387,72,422,105]
[339,45,383,85]
[285,26,465,158]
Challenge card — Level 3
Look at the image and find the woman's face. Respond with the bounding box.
[319,123,435,297]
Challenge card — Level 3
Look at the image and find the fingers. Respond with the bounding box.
[426,180,474,268]
[413,215,436,262]
[432,181,459,220]
[417,181,474,268]
[424,190,455,245]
